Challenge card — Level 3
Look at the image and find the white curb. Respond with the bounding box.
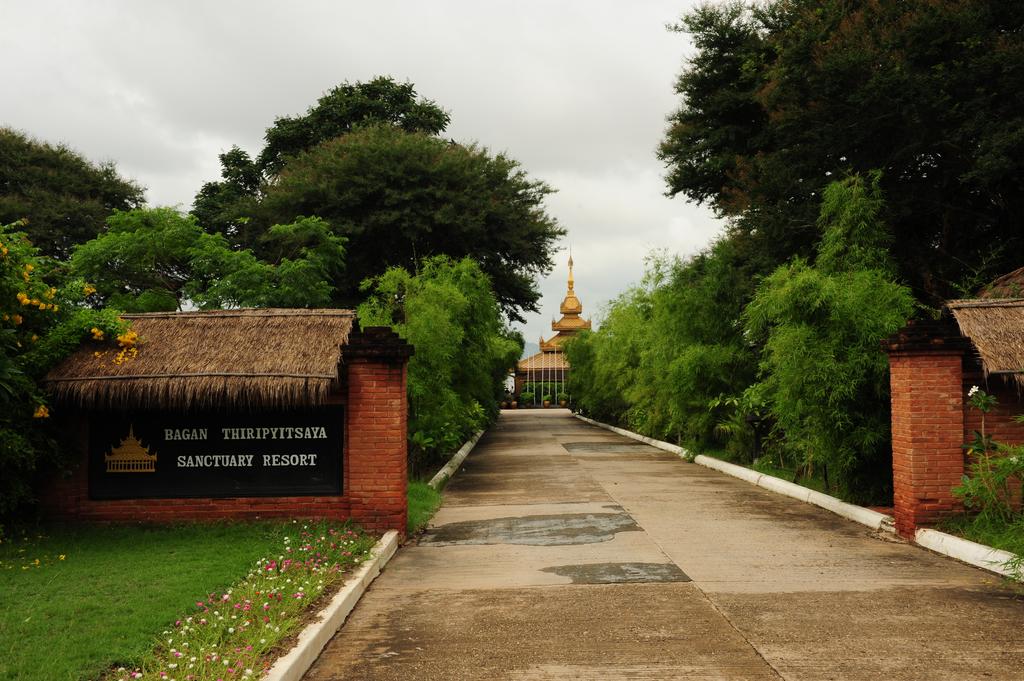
[264,530,400,681]
[574,413,895,533]
[915,528,1021,580]
[428,430,484,490]
[574,415,685,456]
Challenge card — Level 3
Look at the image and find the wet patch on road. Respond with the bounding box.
[420,512,641,546]
[541,562,691,584]
[562,442,663,454]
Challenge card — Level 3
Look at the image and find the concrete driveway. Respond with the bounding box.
[306,410,1024,680]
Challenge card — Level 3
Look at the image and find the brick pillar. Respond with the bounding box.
[884,319,971,538]
[344,326,413,535]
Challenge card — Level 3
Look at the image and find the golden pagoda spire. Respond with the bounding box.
[567,252,575,293]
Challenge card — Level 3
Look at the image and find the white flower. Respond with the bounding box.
[969,385,979,397]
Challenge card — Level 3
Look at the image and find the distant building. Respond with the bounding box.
[514,256,591,403]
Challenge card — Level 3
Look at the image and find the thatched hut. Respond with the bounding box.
[46,308,356,410]
[41,309,412,532]
[883,299,1024,537]
[947,298,1024,390]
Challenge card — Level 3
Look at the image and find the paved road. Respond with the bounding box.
[307,410,1024,680]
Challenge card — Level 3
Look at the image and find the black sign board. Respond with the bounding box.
[88,406,344,499]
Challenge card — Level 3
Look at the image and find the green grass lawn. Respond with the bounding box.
[0,522,298,681]
[407,480,442,534]
[0,483,442,680]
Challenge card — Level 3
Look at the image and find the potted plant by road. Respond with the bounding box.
[542,394,552,408]
[519,391,534,408]
[557,392,569,407]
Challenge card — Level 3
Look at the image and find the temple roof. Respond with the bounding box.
[545,255,591,343]
[517,349,570,372]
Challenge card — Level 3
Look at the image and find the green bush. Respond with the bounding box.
[359,256,521,470]
[0,222,131,520]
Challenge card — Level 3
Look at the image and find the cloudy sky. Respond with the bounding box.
[1,0,727,346]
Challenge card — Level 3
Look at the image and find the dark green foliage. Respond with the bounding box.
[258,76,450,174]
[0,128,144,259]
[359,256,522,472]
[260,125,563,321]
[192,78,562,321]
[659,0,1024,304]
[192,76,447,248]
[189,146,262,248]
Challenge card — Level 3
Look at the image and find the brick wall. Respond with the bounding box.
[40,326,412,535]
[888,350,966,537]
[886,319,1024,538]
[963,370,1024,446]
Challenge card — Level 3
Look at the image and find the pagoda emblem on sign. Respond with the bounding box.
[105,425,157,473]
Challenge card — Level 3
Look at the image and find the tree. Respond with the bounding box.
[0,128,144,259]
[565,242,758,452]
[70,208,346,311]
[359,256,521,471]
[259,125,564,321]
[0,221,129,517]
[192,77,449,246]
[660,1,1024,304]
[258,76,450,174]
[744,173,915,502]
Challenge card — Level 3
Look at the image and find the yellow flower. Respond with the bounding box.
[90,327,105,341]
[24,263,33,272]
[16,292,29,305]
[51,304,58,312]
[83,284,97,296]
[33,405,49,419]
[59,555,65,561]
[30,334,38,343]
[12,314,22,326]
[45,287,56,299]
[117,329,139,348]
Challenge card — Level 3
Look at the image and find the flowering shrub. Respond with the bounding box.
[0,221,133,518]
[955,387,1024,524]
[113,521,376,681]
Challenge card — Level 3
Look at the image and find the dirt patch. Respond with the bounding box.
[541,562,690,584]
[419,512,641,546]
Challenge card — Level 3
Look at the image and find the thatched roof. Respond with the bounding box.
[45,309,355,410]
[978,266,1024,299]
[947,299,1024,388]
